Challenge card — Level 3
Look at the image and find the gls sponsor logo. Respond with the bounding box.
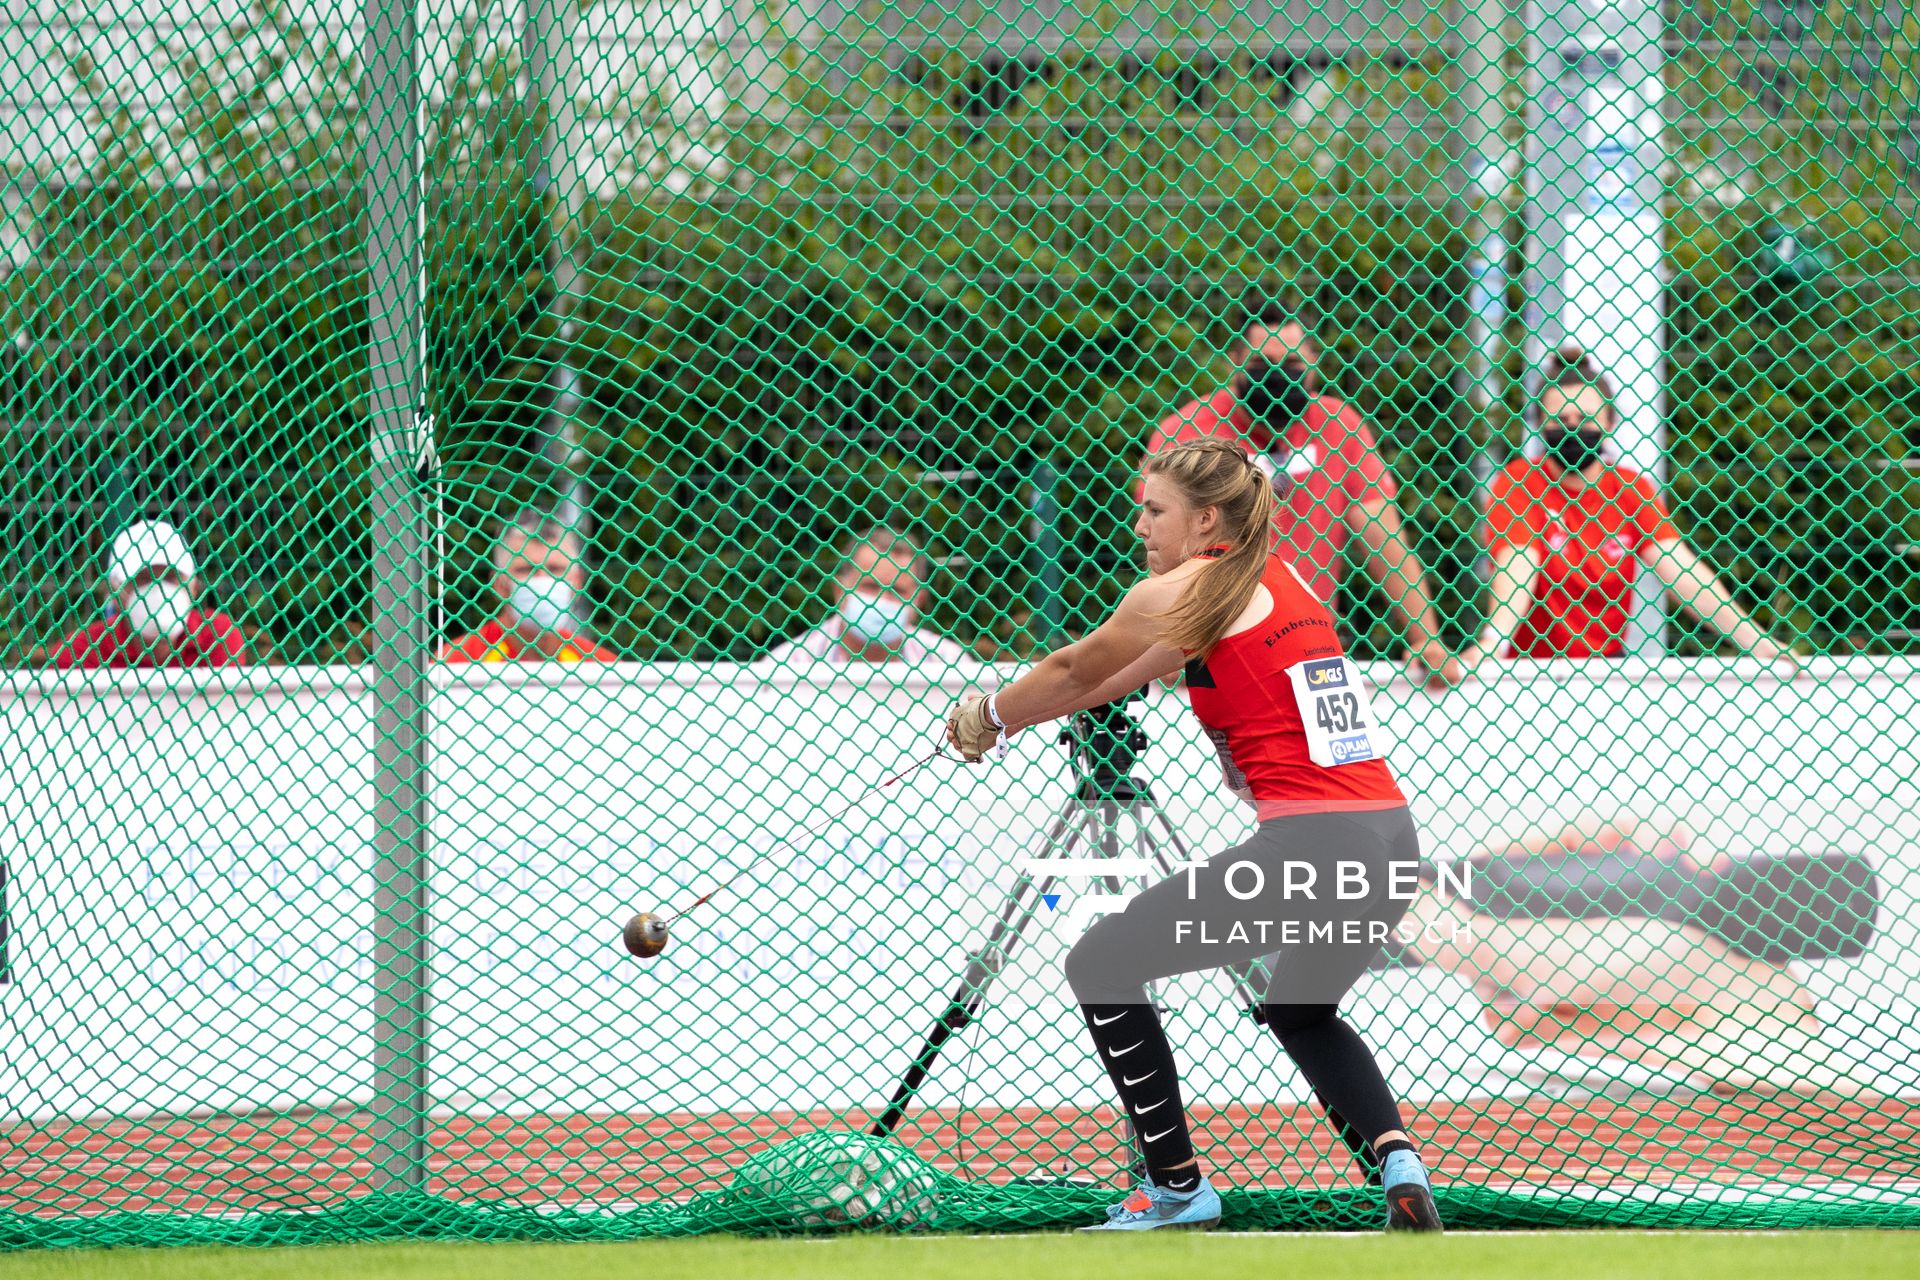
[1303,658,1348,689]
[1328,734,1375,764]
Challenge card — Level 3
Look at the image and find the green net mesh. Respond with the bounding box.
[3,0,1919,1246]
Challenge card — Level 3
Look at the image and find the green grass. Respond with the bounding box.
[2,1233,1917,1280]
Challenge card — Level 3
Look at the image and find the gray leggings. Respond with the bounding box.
[1064,807,1420,1008]
[1062,806,1422,1151]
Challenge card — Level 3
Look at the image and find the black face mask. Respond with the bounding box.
[1543,424,1605,474]
[1242,359,1310,429]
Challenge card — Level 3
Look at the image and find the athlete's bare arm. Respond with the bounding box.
[1076,644,1189,711]
[991,570,1191,732]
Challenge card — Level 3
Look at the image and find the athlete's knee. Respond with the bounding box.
[1263,1001,1338,1037]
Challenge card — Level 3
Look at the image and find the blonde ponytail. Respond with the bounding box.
[1141,439,1276,655]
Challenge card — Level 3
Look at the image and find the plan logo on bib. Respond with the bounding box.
[1327,733,1376,764]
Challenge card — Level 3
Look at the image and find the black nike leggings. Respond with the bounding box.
[1062,807,1421,1177]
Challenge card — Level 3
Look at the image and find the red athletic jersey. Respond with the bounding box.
[1182,555,1405,819]
[1484,460,1679,659]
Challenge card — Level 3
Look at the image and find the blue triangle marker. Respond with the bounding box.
[1042,893,1061,911]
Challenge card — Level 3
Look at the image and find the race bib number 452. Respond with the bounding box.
[1285,656,1387,767]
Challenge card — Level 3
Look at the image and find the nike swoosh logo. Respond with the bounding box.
[1133,1098,1167,1115]
[1121,1071,1157,1087]
[1142,1126,1177,1143]
[1091,1012,1126,1027]
[1106,1040,1144,1059]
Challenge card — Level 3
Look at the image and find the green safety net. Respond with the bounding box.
[3,0,1919,1248]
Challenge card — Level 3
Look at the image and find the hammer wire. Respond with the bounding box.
[664,743,953,922]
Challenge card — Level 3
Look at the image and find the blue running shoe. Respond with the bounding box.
[1079,1173,1222,1232]
[1381,1149,1444,1233]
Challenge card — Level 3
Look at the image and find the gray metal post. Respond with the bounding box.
[363,0,431,1192]
[1030,461,1066,647]
[525,0,591,533]
[1522,0,1669,655]
[1455,0,1517,467]
[1518,1,1575,376]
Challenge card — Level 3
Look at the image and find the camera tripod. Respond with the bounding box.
[869,695,1381,1185]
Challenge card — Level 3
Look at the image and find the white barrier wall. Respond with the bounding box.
[2,659,1915,1122]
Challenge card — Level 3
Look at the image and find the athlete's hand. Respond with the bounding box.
[946,695,1003,763]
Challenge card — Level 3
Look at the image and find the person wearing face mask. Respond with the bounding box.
[1460,346,1793,667]
[1148,301,1464,689]
[49,519,245,669]
[762,527,968,667]
[441,511,619,664]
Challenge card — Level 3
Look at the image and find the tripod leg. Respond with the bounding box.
[871,803,1096,1138]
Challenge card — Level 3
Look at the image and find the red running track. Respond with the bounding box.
[4,1096,1918,1217]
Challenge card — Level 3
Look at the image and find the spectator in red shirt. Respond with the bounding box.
[1147,302,1461,686]
[441,510,619,663]
[50,519,245,669]
[1462,345,1793,666]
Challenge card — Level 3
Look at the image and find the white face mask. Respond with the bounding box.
[838,589,915,647]
[124,582,192,642]
[510,573,578,633]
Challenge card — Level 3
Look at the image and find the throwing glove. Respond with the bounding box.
[947,694,1005,763]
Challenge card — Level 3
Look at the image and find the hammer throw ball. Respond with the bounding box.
[623,911,671,958]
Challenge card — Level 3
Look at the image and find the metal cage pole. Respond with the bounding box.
[526,0,592,533]
[1456,0,1518,473]
[1522,0,1669,654]
[363,0,432,1193]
